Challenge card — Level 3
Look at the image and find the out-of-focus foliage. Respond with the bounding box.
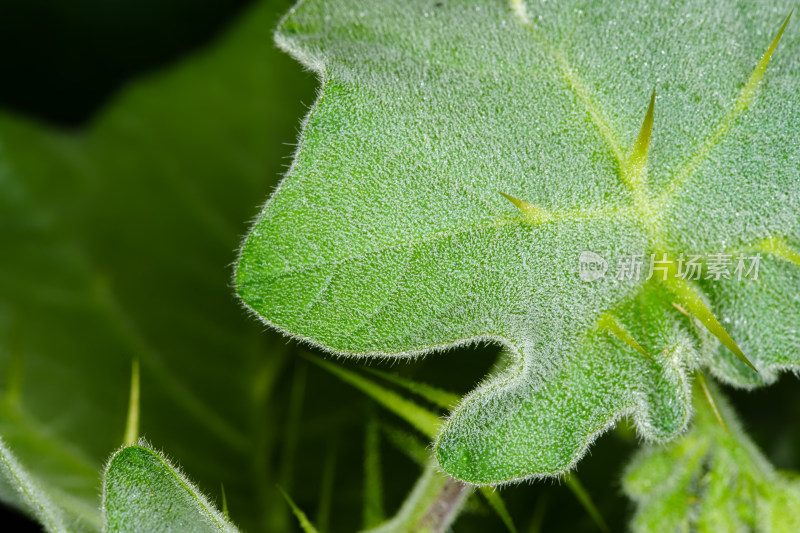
[0,0,314,529]
[625,385,800,532]
[0,437,77,531]
[0,0,253,126]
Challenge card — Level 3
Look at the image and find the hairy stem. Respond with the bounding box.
[364,463,471,533]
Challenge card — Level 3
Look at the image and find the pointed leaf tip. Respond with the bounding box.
[479,487,518,533]
[498,191,530,212]
[221,484,229,519]
[278,486,320,533]
[304,354,441,438]
[104,445,237,532]
[597,312,652,361]
[364,367,460,409]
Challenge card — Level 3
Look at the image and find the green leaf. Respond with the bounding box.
[363,415,385,529]
[624,382,800,531]
[525,494,549,533]
[315,439,338,532]
[278,486,321,533]
[380,423,431,467]
[479,487,518,533]
[564,475,608,533]
[306,356,441,438]
[102,444,238,532]
[236,0,800,483]
[364,369,460,410]
[0,437,81,532]
[0,0,312,529]
[123,359,141,447]
[279,361,308,495]
[312,356,526,532]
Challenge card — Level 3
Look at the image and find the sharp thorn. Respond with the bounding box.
[695,370,728,434]
[630,88,656,166]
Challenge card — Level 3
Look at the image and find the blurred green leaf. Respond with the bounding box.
[0,437,89,532]
[311,355,524,532]
[0,0,313,529]
[306,356,441,439]
[363,415,385,529]
[564,475,608,533]
[364,369,460,411]
[478,487,518,533]
[278,486,321,533]
[624,382,800,532]
[103,444,238,532]
[365,463,470,533]
[315,439,338,532]
[380,423,430,467]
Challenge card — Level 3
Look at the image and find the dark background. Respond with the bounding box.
[0,0,254,127]
[1,1,798,531]
[0,0,256,528]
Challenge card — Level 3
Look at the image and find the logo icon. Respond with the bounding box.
[579,251,607,282]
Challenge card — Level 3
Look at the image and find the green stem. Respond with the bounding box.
[363,463,470,533]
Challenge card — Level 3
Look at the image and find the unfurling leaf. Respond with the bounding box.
[236,0,800,483]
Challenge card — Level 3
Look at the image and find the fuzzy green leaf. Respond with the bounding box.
[103,444,238,532]
[624,383,800,532]
[236,0,800,483]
